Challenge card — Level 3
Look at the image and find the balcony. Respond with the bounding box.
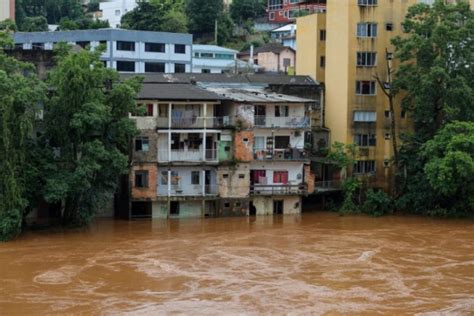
[250,184,308,196]
[158,149,217,163]
[254,116,310,129]
[156,116,229,129]
[158,185,218,197]
[315,180,343,193]
[254,148,308,161]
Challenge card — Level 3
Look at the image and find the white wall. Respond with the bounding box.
[253,129,305,149]
[100,0,138,28]
[253,196,302,215]
[250,161,305,185]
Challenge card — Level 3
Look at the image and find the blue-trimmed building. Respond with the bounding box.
[13,29,193,74]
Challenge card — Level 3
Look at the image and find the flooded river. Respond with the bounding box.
[0,213,473,315]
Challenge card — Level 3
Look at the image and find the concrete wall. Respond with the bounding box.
[153,201,203,219]
[253,129,305,149]
[234,131,254,162]
[133,130,158,163]
[217,163,250,198]
[257,49,295,73]
[0,0,14,21]
[296,13,326,82]
[252,196,302,215]
[250,161,305,185]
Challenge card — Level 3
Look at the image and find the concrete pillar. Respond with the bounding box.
[202,169,206,196]
[168,103,172,162]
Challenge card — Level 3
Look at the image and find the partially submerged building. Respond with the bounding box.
[121,73,321,219]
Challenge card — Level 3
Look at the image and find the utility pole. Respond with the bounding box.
[214,19,218,44]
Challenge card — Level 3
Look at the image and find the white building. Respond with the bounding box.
[192,45,239,74]
[99,0,138,28]
[271,24,297,50]
[14,29,193,74]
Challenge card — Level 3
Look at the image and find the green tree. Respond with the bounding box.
[217,12,235,45]
[186,0,223,34]
[230,0,265,24]
[16,0,85,27]
[393,0,474,216]
[421,121,474,216]
[0,32,45,241]
[121,0,187,33]
[58,17,109,31]
[41,47,141,226]
[19,16,48,32]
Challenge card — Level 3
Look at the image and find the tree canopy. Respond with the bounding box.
[230,0,266,24]
[393,0,474,216]
[185,0,224,34]
[121,0,187,33]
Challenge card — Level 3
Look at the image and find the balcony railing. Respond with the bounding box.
[158,185,218,197]
[250,184,308,196]
[156,116,229,128]
[158,149,217,162]
[254,116,310,128]
[254,148,308,161]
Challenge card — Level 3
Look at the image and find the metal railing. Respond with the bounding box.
[158,185,218,197]
[158,149,217,162]
[254,148,308,161]
[250,184,308,195]
[254,116,310,128]
[155,116,229,128]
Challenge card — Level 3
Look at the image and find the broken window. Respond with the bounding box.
[275,136,290,149]
[275,105,289,117]
[356,81,376,95]
[135,171,149,188]
[135,137,149,152]
[191,171,200,185]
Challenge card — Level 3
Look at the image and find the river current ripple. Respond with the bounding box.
[0,213,473,315]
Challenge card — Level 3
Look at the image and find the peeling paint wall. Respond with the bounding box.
[305,164,315,194]
[252,196,301,215]
[131,163,157,201]
[234,131,254,162]
[153,201,203,218]
[133,130,158,163]
[217,163,250,198]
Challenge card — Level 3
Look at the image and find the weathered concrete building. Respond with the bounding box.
[123,73,321,218]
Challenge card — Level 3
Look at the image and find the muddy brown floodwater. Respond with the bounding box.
[0,213,473,315]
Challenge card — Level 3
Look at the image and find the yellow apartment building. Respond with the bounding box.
[296,0,473,190]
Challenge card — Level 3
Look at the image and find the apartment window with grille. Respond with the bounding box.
[357,23,378,37]
[135,171,149,188]
[116,41,135,51]
[174,44,186,54]
[356,80,376,95]
[320,29,326,41]
[320,56,326,68]
[145,62,165,73]
[145,42,165,53]
[354,134,376,147]
[135,137,149,152]
[174,63,186,73]
[358,0,378,6]
[357,52,377,67]
[354,161,376,174]
[353,111,376,122]
[191,171,200,185]
[116,61,135,72]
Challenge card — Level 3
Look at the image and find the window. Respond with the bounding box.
[194,52,200,58]
[357,52,377,67]
[135,137,149,152]
[223,174,229,179]
[320,29,326,41]
[401,110,406,119]
[161,171,168,185]
[224,202,230,208]
[188,133,201,150]
[269,12,275,20]
[273,171,289,184]
[76,41,90,49]
[239,174,245,179]
[191,171,200,185]
[115,9,120,16]
[320,56,326,68]
[386,23,394,31]
[145,62,165,73]
[354,111,376,122]
[283,58,291,67]
[215,53,234,60]
[384,110,391,118]
[201,69,211,73]
[201,53,213,58]
[358,0,378,6]
[174,63,186,73]
[354,161,376,174]
[268,0,283,10]
[275,136,290,149]
[145,42,165,53]
[356,80,376,95]
[161,171,180,186]
[135,171,149,188]
[116,61,135,72]
[275,105,289,117]
[354,134,376,147]
[116,41,135,51]
[159,104,169,117]
[174,44,186,54]
[357,23,377,37]
[384,133,391,140]
[171,133,182,150]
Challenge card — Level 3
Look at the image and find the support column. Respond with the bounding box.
[167,169,171,219]
[202,169,206,196]
[168,103,172,162]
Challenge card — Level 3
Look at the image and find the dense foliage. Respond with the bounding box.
[393,1,474,217]
[185,0,224,34]
[230,0,266,24]
[0,32,45,241]
[121,0,187,33]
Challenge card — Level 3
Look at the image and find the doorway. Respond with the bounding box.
[254,105,266,126]
[249,201,257,216]
[273,200,284,215]
[170,201,180,216]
